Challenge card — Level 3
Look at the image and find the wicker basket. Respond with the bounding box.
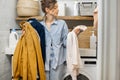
[17,0,40,17]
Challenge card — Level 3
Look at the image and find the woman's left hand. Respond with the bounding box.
[73,28,81,35]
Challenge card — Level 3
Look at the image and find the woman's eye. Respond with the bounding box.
[54,7,58,9]
[54,8,56,9]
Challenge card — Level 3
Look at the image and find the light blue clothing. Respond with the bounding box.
[46,61,67,80]
[40,19,68,71]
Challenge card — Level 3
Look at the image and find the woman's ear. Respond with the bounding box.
[45,7,49,13]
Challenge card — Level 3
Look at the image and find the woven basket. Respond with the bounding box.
[17,0,40,17]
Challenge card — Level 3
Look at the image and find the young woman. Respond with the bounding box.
[40,0,68,80]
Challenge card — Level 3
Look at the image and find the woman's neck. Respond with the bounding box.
[45,15,55,24]
[45,18,54,24]
[45,16,55,30]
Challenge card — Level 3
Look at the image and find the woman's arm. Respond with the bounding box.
[61,21,69,48]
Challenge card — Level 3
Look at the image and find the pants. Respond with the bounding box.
[46,63,67,80]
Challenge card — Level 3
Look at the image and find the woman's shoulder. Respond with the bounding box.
[39,20,44,25]
[57,19,66,24]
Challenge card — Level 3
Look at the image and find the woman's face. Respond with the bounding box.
[46,3,59,17]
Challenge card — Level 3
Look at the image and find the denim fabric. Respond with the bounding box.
[46,63,67,80]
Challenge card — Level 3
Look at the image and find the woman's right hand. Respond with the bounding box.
[21,29,25,36]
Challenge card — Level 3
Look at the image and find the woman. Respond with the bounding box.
[40,0,68,80]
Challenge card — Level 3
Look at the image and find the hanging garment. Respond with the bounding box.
[27,18,46,64]
[13,21,46,80]
[46,62,67,80]
[66,31,83,80]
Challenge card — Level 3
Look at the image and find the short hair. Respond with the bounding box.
[41,0,57,13]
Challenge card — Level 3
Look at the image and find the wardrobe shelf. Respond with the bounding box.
[16,16,93,21]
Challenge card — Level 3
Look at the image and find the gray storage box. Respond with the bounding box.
[79,1,97,16]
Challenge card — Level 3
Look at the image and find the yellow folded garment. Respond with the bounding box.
[13,21,46,80]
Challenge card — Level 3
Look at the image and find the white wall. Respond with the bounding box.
[0,0,18,79]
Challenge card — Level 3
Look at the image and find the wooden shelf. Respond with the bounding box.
[16,16,93,21]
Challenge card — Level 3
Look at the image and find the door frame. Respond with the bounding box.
[97,0,120,80]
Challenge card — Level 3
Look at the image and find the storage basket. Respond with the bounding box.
[79,1,97,16]
[17,0,40,17]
